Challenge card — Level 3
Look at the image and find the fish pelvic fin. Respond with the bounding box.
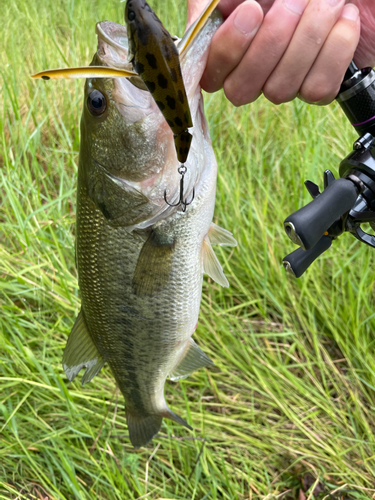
[169,338,214,381]
[63,311,105,385]
[126,412,163,448]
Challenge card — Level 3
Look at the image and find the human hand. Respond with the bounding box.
[348,0,375,69]
[187,0,369,106]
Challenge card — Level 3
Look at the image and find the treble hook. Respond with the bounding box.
[164,164,195,212]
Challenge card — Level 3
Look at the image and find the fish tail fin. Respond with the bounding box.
[126,411,163,449]
[126,407,193,448]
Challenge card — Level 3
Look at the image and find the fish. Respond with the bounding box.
[34,0,236,448]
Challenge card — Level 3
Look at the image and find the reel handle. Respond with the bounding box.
[283,178,359,250]
[283,236,332,278]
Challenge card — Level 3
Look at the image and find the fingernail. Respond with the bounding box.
[234,1,261,34]
[341,3,359,21]
[283,0,307,15]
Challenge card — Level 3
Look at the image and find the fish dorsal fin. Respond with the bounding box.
[31,66,138,80]
[208,222,237,247]
[202,235,229,287]
[178,0,221,56]
[62,311,105,385]
[169,338,214,381]
[132,229,175,296]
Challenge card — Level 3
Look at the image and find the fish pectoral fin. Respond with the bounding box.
[178,0,221,56]
[31,66,138,80]
[169,338,214,381]
[132,229,175,296]
[208,222,237,247]
[126,412,163,448]
[202,236,229,287]
[63,311,105,385]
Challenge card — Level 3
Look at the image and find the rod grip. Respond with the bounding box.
[283,236,333,278]
[283,178,358,250]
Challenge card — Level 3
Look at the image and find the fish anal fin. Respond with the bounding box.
[63,311,105,385]
[126,412,163,448]
[202,236,229,287]
[133,229,175,296]
[164,408,193,430]
[169,338,214,381]
[209,222,237,247]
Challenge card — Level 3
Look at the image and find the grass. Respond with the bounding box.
[1,0,375,498]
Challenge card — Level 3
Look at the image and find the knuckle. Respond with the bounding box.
[218,49,240,69]
[223,79,259,107]
[300,77,340,104]
[301,23,325,48]
[334,28,358,52]
[224,87,245,107]
[262,24,288,56]
[262,83,295,105]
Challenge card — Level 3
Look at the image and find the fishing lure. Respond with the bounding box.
[125,0,193,164]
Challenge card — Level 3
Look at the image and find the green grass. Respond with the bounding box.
[2,0,375,498]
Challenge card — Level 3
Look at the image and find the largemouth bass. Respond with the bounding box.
[36,1,236,448]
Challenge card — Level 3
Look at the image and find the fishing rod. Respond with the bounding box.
[282,61,375,278]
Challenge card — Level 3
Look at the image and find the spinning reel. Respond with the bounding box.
[283,61,375,278]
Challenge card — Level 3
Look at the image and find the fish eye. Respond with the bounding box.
[87,90,107,116]
[128,10,135,21]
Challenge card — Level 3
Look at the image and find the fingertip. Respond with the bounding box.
[201,0,263,93]
[340,3,359,22]
[233,0,264,36]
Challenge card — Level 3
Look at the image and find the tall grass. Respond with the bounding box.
[1,0,375,498]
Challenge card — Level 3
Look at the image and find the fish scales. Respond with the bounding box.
[62,6,236,448]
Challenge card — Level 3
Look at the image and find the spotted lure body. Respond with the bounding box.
[125,0,192,163]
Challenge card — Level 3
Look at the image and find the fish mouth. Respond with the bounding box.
[95,21,147,91]
[95,21,130,67]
